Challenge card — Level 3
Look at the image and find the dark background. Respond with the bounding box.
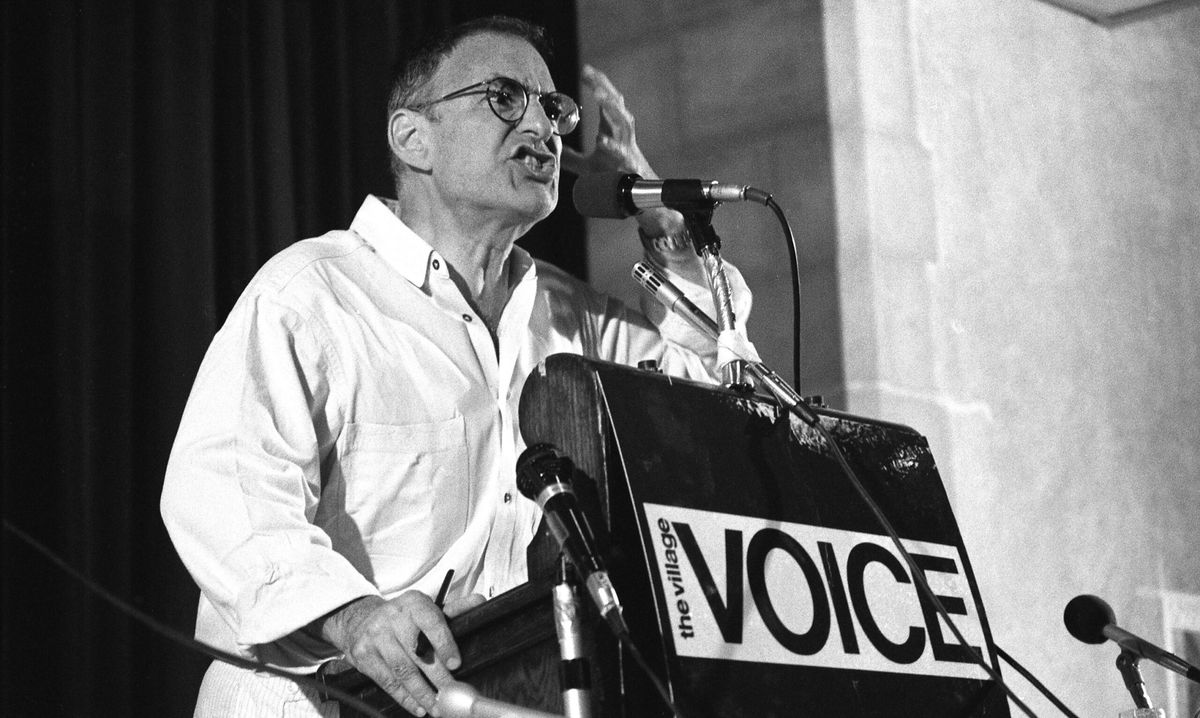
[1,1,581,715]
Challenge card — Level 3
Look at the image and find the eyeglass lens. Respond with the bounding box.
[487,78,578,134]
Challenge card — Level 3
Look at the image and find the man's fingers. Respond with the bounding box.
[378,659,436,717]
[596,104,616,137]
[352,636,434,717]
[597,100,636,142]
[583,65,633,139]
[569,64,650,179]
[582,64,623,107]
[444,593,487,618]
[411,609,461,672]
[396,623,459,713]
[414,648,458,690]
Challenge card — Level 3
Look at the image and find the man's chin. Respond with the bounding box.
[487,179,558,226]
[521,185,559,221]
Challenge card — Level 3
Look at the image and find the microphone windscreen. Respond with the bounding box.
[515,443,564,499]
[1064,594,1115,644]
[572,171,632,218]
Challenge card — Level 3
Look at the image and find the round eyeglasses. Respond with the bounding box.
[409,76,580,136]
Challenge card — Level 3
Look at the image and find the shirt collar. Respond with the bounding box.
[349,194,539,292]
[350,195,438,289]
[507,240,537,289]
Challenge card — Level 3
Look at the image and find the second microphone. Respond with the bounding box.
[516,443,630,639]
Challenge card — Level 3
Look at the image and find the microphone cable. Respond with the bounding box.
[1,517,388,718]
[994,644,1082,718]
[708,187,802,391]
[785,412,1047,717]
[615,628,688,718]
[764,194,804,393]
[634,260,1086,717]
[637,193,1084,717]
[756,193,1079,718]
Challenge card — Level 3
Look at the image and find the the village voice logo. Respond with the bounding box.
[645,503,991,679]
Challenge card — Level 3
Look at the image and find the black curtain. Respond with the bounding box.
[1,1,580,715]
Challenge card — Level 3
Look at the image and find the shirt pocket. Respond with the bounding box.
[338,416,469,564]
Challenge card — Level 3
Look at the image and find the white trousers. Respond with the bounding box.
[194,660,340,718]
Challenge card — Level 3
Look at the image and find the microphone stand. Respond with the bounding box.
[1112,647,1180,717]
[552,557,592,718]
[681,209,750,392]
[1116,649,1158,713]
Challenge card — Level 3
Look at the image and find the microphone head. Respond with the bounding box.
[1064,594,1115,644]
[516,443,573,500]
[434,681,478,718]
[572,171,638,218]
[631,261,658,289]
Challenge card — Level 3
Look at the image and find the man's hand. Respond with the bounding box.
[317,591,485,717]
[562,64,656,181]
[563,64,703,281]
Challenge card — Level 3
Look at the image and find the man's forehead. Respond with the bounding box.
[434,32,553,89]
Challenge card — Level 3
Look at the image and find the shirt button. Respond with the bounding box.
[503,492,512,503]
[432,258,440,270]
[463,314,472,322]
[488,586,496,598]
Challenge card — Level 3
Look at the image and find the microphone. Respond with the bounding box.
[631,261,719,338]
[572,171,770,218]
[632,261,820,426]
[516,444,629,639]
[1064,594,1200,684]
[435,681,564,718]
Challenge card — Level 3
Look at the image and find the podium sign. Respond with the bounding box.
[519,354,1010,717]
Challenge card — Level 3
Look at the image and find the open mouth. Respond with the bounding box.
[512,145,557,177]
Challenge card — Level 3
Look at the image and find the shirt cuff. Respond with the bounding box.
[232,543,380,658]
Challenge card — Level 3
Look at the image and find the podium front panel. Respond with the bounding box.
[519,354,1010,718]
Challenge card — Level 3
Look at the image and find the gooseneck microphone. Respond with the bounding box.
[632,261,820,427]
[631,262,719,337]
[516,444,630,639]
[572,171,770,219]
[1064,594,1200,684]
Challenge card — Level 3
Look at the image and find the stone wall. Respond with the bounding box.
[826,1,1200,715]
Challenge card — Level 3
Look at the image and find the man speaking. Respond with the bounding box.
[161,15,753,717]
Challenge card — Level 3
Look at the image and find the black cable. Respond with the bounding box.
[618,630,688,718]
[787,414,1043,717]
[1,517,388,718]
[754,198,1079,717]
[995,644,1083,718]
[765,195,803,391]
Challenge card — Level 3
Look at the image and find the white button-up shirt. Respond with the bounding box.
[161,195,752,669]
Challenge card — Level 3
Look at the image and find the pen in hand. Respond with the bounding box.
[414,569,454,664]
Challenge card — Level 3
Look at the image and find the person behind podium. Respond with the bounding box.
[160,14,755,717]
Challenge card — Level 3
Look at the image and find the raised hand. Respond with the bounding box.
[563,65,703,279]
[562,64,657,179]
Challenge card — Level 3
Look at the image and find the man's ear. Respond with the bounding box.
[387,109,433,172]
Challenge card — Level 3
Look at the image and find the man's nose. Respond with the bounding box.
[518,97,555,141]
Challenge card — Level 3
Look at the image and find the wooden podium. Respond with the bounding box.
[337,354,1012,717]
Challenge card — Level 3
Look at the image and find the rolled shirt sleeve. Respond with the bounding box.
[162,288,377,668]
